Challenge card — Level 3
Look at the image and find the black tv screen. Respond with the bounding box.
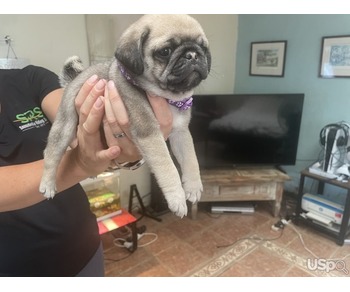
[189,93,304,169]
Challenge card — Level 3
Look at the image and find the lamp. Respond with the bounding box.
[0,35,30,69]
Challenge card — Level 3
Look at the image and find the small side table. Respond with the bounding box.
[296,169,350,246]
[97,208,138,251]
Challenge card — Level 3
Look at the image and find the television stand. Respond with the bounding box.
[191,167,290,219]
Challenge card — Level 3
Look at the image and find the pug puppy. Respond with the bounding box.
[39,14,211,218]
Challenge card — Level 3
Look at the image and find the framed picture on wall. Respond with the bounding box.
[250,41,287,77]
[319,35,350,78]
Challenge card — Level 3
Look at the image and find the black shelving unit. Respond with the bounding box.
[295,169,350,245]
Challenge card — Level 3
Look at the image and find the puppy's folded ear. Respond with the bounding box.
[115,28,150,75]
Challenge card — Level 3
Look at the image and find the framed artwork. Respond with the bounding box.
[250,41,287,77]
[319,35,350,78]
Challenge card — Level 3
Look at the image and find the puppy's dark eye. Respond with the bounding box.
[157,47,172,58]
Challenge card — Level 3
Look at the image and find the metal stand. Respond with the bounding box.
[296,168,350,246]
[128,184,162,222]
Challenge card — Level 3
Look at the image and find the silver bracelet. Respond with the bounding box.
[109,158,145,171]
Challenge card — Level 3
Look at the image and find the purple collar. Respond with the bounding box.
[117,61,193,111]
[117,62,139,87]
[168,97,193,111]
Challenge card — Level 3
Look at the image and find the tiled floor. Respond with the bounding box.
[101,195,350,277]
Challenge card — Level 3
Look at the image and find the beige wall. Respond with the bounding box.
[0,15,89,74]
[190,14,238,94]
[1,14,238,208]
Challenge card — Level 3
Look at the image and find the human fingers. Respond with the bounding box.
[104,81,133,142]
[75,97,121,176]
[147,93,173,140]
[103,115,142,163]
[76,77,106,123]
[82,96,105,135]
[75,74,98,111]
[104,81,130,130]
[103,81,142,162]
[69,76,102,150]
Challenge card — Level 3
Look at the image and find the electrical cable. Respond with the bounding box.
[280,219,319,259]
[112,232,158,249]
[136,232,158,247]
[282,219,350,262]
[216,215,319,261]
[103,229,158,262]
[104,252,133,262]
[112,237,131,248]
[216,229,284,248]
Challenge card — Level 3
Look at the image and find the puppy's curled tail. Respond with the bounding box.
[59,56,84,88]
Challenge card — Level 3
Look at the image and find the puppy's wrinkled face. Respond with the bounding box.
[143,16,211,93]
[116,15,211,100]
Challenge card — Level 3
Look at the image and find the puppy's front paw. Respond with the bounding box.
[39,179,57,199]
[163,189,188,218]
[183,179,203,203]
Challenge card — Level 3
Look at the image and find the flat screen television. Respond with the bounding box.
[189,93,304,169]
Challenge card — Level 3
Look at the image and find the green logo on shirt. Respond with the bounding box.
[15,107,44,123]
[14,107,49,131]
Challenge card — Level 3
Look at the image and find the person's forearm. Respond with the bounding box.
[0,150,89,212]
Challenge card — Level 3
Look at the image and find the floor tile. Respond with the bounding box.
[103,198,350,277]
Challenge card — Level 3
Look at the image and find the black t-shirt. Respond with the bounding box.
[0,65,100,276]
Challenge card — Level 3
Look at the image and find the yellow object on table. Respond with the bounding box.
[81,171,121,221]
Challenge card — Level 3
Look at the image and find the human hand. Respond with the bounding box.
[72,75,121,176]
[146,92,173,140]
[103,80,142,165]
[74,77,173,171]
[103,81,173,166]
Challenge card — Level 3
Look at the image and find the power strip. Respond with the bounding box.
[309,164,337,179]
[271,215,295,231]
[123,233,144,250]
[271,220,285,231]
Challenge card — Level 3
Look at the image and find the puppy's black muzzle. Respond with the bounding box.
[167,43,211,92]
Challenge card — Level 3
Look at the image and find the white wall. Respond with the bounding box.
[190,14,238,94]
[0,15,89,74]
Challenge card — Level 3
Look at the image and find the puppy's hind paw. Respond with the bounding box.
[183,179,203,203]
[164,190,188,218]
[169,201,188,218]
[39,181,57,199]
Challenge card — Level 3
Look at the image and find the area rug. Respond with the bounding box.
[189,239,257,277]
[187,236,341,277]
